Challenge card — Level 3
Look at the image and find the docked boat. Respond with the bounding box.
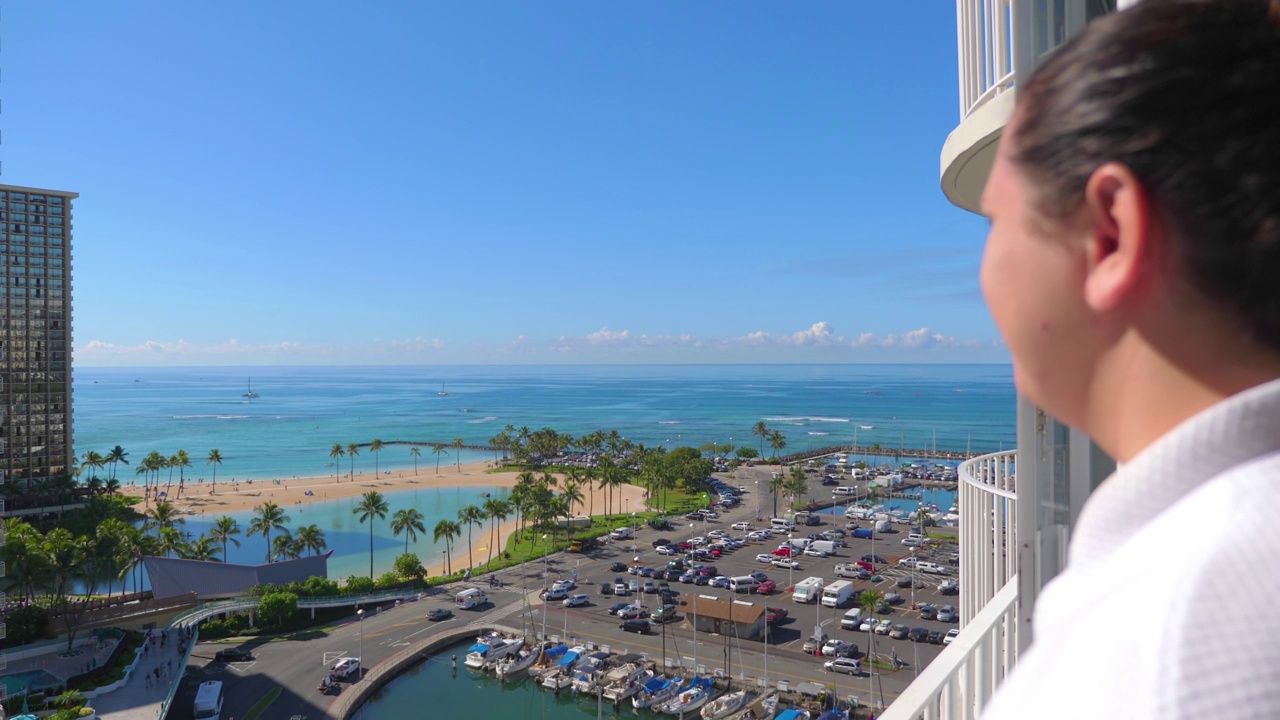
[494,645,540,679]
[539,647,599,690]
[525,643,569,680]
[729,692,778,720]
[463,636,523,669]
[657,677,717,715]
[600,656,652,703]
[702,689,750,720]
[775,709,812,720]
[633,676,683,710]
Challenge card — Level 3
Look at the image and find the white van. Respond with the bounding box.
[193,680,224,720]
[785,537,812,551]
[832,486,856,496]
[610,526,634,540]
[840,608,864,630]
[729,576,761,593]
[455,587,488,609]
[770,518,796,531]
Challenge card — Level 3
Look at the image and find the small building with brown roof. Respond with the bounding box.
[684,594,767,640]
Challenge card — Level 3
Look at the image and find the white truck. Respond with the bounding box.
[809,540,836,555]
[821,579,855,608]
[874,519,893,533]
[792,576,825,604]
[193,680,224,720]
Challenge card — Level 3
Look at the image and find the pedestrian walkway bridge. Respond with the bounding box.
[169,588,424,628]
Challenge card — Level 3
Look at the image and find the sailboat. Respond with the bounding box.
[728,693,778,720]
[656,676,717,715]
[243,378,259,399]
[438,383,449,397]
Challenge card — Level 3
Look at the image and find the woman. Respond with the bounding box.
[978,1,1280,717]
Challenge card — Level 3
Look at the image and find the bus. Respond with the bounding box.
[193,680,224,720]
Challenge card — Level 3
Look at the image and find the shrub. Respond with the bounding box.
[343,576,375,594]
[4,604,51,646]
[374,571,402,588]
[258,592,299,627]
[393,552,425,579]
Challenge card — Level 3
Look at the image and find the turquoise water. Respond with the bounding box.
[73,364,1015,482]
[360,639,652,720]
[72,364,1013,589]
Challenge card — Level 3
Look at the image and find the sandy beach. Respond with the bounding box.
[120,460,651,578]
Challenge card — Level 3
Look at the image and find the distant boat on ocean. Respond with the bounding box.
[438,383,449,397]
[243,378,260,399]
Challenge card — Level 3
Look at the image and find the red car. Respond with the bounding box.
[755,579,777,594]
[855,560,875,572]
[772,547,793,557]
[676,542,694,551]
[766,607,789,624]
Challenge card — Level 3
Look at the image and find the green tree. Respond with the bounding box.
[108,445,130,481]
[431,442,448,473]
[295,524,328,556]
[210,516,241,561]
[148,500,183,535]
[258,591,299,627]
[247,502,291,563]
[271,532,299,561]
[768,472,789,517]
[346,442,360,480]
[390,508,426,555]
[769,429,787,460]
[432,519,461,575]
[353,491,390,578]
[329,443,345,482]
[370,438,385,476]
[206,448,223,492]
[458,504,483,570]
[174,449,192,485]
[409,446,421,475]
[393,552,425,580]
[452,437,464,472]
[182,536,222,562]
[482,497,510,566]
[752,420,770,460]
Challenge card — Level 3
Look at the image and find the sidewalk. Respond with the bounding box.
[92,629,190,720]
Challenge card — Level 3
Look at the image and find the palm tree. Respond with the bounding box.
[752,420,770,459]
[346,443,360,480]
[452,438,464,472]
[370,439,385,476]
[329,443,345,482]
[353,491,390,578]
[768,472,789,517]
[769,429,787,461]
[431,442,448,473]
[206,449,223,493]
[209,516,241,561]
[158,527,184,558]
[81,450,106,483]
[247,502,290,563]
[108,445,129,481]
[294,524,328,556]
[458,504,484,570]
[482,498,510,565]
[148,500,182,535]
[409,446,421,475]
[174,449,192,485]
[433,519,461,575]
[390,508,426,555]
[271,531,299,562]
[183,536,222,562]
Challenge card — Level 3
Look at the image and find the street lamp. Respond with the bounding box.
[786,533,794,589]
[631,512,637,554]
[910,547,918,609]
[356,608,364,679]
[754,480,760,520]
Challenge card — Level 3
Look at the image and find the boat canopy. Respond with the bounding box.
[615,653,643,664]
[466,642,489,654]
[543,643,568,659]
[555,650,581,667]
[777,711,808,720]
[642,676,671,693]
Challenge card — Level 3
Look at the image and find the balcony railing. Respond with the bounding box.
[879,577,1020,720]
[958,449,1017,624]
[956,0,1097,120]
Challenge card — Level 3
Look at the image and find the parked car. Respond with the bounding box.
[610,562,630,573]
[895,576,915,588]
[638,567,657,578]
[772,558,801,569]
[834,643,861,659]
[944,629,960,645]
[938,605,957,623]
[541,587,569,601]
[731,521,752,531]
[551,579,577,592]
[938,579,959,594]
[772,547,793,557]
[928,630,947,645]
[861,554,887,564]
[651,539,673,548]
[618,605,650,620]
[563,594,590,608]
[656,545,677,555]
[884,593,905,605]
[756,580,777,594]
[824,658,863,675]
[766,607,789,624]
[599,582,614,596]
[709,577,731,589]
[215,648,254,662]
[890,624,909,639]
[919,604,937,621]
[859,617,877,632]
[909,627,930,642]
[620,618,652,634]
[875,619,893,635]
[755,553,775,564]
[821,639,849,657]
[643,581,659,594]
[607,602,631,616]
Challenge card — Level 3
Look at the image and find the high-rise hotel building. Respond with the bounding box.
[0,184,77,489]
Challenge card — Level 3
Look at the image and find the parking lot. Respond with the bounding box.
[521,467,962,692]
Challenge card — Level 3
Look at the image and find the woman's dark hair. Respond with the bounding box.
[1011,0,1280,351]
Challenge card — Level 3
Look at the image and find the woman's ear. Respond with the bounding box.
[1082,162,1154,313]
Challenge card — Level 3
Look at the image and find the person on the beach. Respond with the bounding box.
[978,1,1280,718]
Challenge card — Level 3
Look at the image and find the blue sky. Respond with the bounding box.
[6,2,999,365]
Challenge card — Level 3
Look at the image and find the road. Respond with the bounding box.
[171,463,960,718]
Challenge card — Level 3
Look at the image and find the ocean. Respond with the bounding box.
[71,364,1013,588]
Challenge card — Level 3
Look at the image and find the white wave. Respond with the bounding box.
[763,416,850,424]
[465,416,499,424]
[859,425,874,430]
[173,414,250,420]
[808,431,831,436]
[657,421,682,425]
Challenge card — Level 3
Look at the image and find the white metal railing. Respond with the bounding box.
[957,0,1015,118]
[958,449,1017,624]
[956,0,1096,120]
[879,576,1020,720]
